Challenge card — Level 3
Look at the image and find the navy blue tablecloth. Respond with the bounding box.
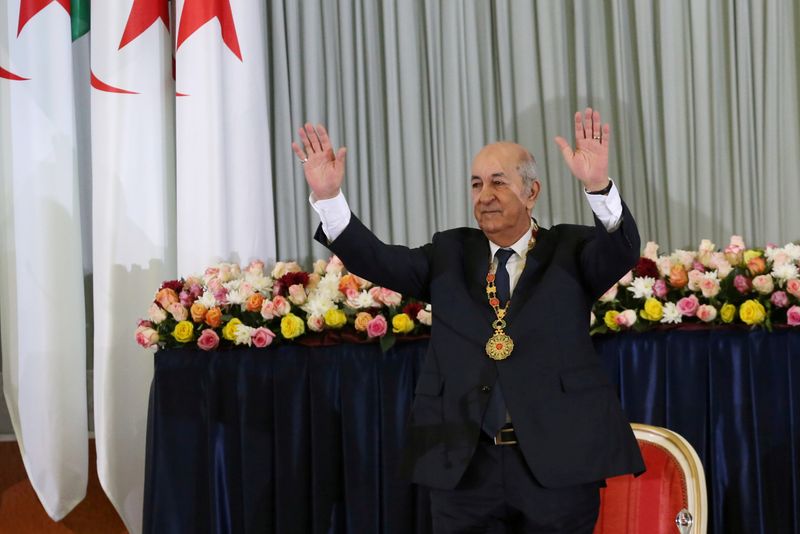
[143,331,800,534]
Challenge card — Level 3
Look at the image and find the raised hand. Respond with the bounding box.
[291,123,347,200]
[554,108,611,192]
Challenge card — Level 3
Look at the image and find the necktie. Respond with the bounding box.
[481,248,514,438]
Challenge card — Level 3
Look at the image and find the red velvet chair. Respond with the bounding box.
[594,424,707,534]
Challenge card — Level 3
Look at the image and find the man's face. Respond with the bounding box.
[471,144,540,240]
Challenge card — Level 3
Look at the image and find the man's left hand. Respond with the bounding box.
[554,107,611,192]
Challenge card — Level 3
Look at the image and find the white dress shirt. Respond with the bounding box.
[311,181,625,284]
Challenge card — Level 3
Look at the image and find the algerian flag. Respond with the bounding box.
[90,0,175,531]
[174,0,276,275]
[0,0,89,520]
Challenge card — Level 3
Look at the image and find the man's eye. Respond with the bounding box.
[471,182,481,189]
[493,180,504,186]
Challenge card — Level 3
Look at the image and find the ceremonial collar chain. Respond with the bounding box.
[484,223,539,361]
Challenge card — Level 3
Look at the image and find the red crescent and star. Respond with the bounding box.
[2,0,69,79]
[3,0,243,93]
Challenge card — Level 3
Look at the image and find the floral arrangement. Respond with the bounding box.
[137,236,800,352]
[135,257,431,352]
[590,236,800,334]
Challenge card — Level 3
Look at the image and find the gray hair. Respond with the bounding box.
[517,153,538,194]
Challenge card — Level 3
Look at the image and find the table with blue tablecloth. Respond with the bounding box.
[143,330,800,534]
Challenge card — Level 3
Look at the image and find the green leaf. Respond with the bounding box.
[380,333,396,353]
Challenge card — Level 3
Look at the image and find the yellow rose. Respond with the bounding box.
[354,312,373,332]
[639,298,663,322]
[392,313,415,334]
[739,299,766,325]
[603,310,620,331]
[280,313,305,339]
[324,308,347,329]
[222,318,242,341]
[743,249,762,263]
[720,303,736,323]
[172,320,195,343]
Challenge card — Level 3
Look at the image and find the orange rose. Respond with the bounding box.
[205,307,222,328]
[246,293,264,312]
[155,288,179,309]
[746,256,766,275]
[354,312,373,332]
[668,265,688,288]
[190,302,207,323]
[338,274,360,294]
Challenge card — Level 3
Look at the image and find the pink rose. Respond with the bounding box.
[752,275,774,295]
[687,270,704,291]
[696,304,717,323]
[657,257,674,277]
[369,287,402,307]
[771,291,789,308]
[366,315,388,338]
[245,260,265,275]
[416,309,432,326]
[197,329,220,351]
[272,296,291,316]
[614,309,637,328]
[345,287,360,301]
[135,325,159,348]
[677,295,700,317]
[787,279,800,299]
[261,300,276,320]
[653,279,668,299]
[239,282,255,300]
[691,261,706,273]
[734,275,752,294]
[168,302,188,321]
[326,255,345,274]
[787,306,800,326]
[643,241,659,261]
[288,284,307,305]
[307,315,325,332]
[179,290,193,307]
[148,303,168,323]
[699,277,721,298]
[251,327,276,348]
[598,284,618,303]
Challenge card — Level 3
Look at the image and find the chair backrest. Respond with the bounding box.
[593,423,707,534]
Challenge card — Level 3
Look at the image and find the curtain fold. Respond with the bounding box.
[268,0,800,263]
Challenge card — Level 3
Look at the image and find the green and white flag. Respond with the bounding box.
[0,0,89,520]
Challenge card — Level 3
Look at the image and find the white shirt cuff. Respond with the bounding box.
[309,190,351,242]
[584,180,623,232]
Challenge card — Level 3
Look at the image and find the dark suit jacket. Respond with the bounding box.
[314,203,645,490]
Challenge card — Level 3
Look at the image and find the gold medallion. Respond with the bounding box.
[483,223,538,361]
[485,331,514,360]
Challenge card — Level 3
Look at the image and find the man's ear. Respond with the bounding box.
[526,180,541,211]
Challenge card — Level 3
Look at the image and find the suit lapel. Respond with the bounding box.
[463,231,495,324]
[506,225,556,322]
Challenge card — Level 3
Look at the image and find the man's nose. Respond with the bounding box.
[477,185,495,204]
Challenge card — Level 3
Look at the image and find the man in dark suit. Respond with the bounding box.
[292,108,644,533]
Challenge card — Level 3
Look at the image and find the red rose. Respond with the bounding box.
[633,258,659,279]
[403,302,423,319]
[279,271,310,288]
[160,279,184,292]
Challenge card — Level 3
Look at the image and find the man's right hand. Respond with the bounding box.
[292,123,347,200]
